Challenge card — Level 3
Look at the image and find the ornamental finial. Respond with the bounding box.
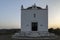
[21,5,24,9]
[46,5,48,9]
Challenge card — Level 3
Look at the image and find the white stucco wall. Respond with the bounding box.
[21,7,48,32]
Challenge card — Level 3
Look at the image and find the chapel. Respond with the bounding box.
[21,4,48,33]
[12,4,56,40]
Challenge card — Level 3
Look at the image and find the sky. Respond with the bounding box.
[0,0,60,29]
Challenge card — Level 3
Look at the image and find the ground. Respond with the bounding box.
[0,34,59,40]
[0,29,59,40]
[0,34,12,40]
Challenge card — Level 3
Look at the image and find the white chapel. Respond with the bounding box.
[12,4,56,40]
[21,4,48,33]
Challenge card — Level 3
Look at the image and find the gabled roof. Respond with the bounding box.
[21,4,48,10]
[27,6,42,9]
[26,4,42,9]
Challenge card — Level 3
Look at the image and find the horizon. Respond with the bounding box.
[0,0,60,29]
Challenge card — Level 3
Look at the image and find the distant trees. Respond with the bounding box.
[48,28,60,35]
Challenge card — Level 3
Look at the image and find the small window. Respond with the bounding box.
[34,14,36,18]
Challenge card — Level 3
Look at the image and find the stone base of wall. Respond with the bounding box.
[12,31,57,40]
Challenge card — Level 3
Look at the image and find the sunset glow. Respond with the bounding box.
[0,0,60,29]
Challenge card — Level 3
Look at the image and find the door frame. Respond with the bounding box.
[31,22,38,31]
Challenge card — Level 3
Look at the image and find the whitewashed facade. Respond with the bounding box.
[12,4,56,39]
[21,4,48,32]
